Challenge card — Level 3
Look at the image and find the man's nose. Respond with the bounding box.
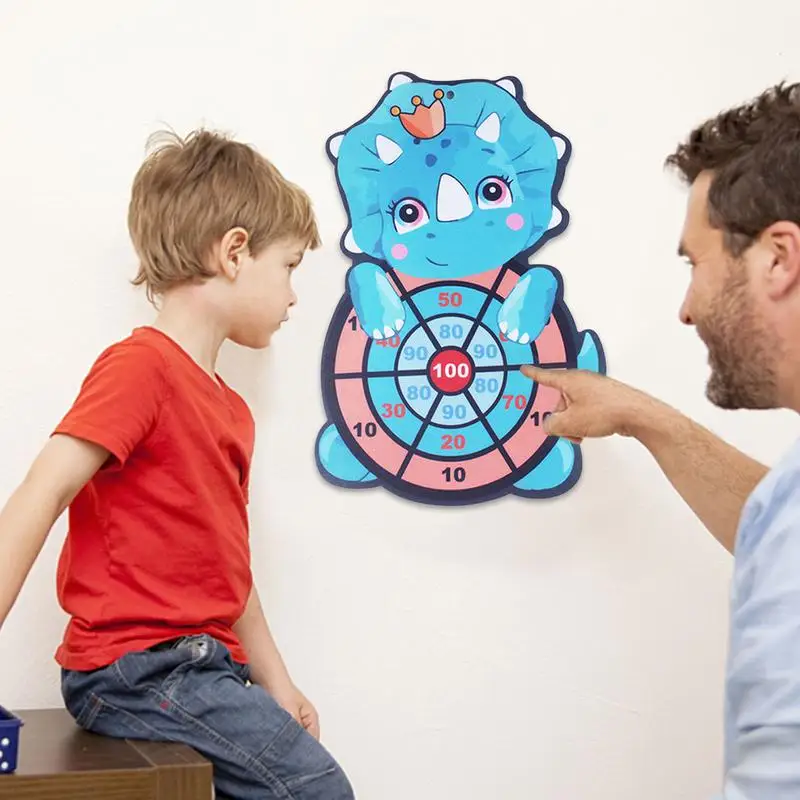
[679,293,694,326]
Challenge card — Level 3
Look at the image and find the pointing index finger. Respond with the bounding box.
[520,364,567,387]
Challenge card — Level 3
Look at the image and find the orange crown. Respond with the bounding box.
[391,89,446,139]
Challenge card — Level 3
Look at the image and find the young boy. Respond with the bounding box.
[0,129,356,800]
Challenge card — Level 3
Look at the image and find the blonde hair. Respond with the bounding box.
[128,128,320,302]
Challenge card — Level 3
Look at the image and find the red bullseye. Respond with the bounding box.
[428,348,474,394]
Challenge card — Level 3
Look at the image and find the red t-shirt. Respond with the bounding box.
[52,326,254,671]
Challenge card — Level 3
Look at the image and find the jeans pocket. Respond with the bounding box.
[62,668,111,729]
[69,689,107,730]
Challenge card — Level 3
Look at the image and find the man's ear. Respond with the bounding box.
[216,227,250,281]
[760,221,800,300]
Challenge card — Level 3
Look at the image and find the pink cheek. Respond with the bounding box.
[505,213,524,231]
[391,243,409,261]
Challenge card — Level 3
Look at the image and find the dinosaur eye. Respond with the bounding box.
[391,198,429,234]
[476,177,512,209]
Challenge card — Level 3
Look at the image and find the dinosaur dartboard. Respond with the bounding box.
[315,71,606,506]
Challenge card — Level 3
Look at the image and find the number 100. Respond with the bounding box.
[432,362,469,379]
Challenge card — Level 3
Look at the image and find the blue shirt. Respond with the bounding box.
[717,438,800,799]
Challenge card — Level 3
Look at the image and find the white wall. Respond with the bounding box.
[1,1,799,797]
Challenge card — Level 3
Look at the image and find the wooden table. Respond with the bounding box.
[0,709,213,799]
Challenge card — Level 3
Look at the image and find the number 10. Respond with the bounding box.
[442,466,466,483]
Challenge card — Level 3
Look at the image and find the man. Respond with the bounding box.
[524,81,800,798]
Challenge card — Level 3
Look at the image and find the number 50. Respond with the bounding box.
[438,291,462,307]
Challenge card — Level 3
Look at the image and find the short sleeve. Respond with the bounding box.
[722,462,800,799]
[53,339,169,468]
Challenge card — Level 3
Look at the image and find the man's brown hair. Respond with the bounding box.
[665,81,800,255]
[128,129,320,302]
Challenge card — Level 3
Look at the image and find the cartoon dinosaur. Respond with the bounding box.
[316,72,604,501]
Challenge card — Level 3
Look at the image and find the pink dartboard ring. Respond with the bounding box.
[318,260,582,505]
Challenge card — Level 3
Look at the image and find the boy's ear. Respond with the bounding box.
[216,227,250,280]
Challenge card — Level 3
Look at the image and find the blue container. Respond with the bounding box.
[0,706,22,775]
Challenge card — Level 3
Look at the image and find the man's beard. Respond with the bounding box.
[697,259,779,410]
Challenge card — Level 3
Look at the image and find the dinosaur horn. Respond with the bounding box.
[436,173,473,222]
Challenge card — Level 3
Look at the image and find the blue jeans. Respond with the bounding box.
[61,634,355,799]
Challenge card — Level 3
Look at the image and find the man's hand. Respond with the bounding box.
[521,364,768,553]
[268,679,321,739]
[521,365,657,442]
